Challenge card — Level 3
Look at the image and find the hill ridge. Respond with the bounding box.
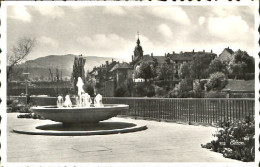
[15,54,124,80]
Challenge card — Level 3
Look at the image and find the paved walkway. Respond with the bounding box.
[7,113,241,162]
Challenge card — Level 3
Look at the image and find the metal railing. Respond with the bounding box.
[103,97,255,124]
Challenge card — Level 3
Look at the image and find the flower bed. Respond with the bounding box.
[201,116,255,162]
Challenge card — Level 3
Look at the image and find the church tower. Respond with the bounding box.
[133,32,143,62]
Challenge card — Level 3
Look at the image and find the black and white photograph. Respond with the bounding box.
[1,1,259,166]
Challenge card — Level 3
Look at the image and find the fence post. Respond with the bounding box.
[134,98,137,119]
[188,100,190,124]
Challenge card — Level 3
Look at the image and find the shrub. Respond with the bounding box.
[115,85,128,97]
[17,113,43,119]
[133,83,155,97]
[205,72,227,91]
[204,91,226,98]
[201,117,255,162]
[167,88,178,98]
[193,82,203,98]
[7,100,32,113]
[172,78,193,98]
[146,84,156,97]
[155,86,167,97]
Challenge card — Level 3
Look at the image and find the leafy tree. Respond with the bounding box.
[229,50,254,79]
[135,62,157,82]
[230,50,255,78]
[179,62,192,79]
[7,37,37,81]
[208,58,228,75]
[179,78,193,93]
[230,62,247,79]
[84,84,95,97]
[158,63,173,80]
[205,72,227,91]
[241,52,254,73]
[193,81,203,98]
[174,78,193,98]
[71,55,86,93]
[191,53,215,80]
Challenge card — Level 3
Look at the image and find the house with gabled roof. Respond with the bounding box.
[109,62,133,87]
[218,47,234,63]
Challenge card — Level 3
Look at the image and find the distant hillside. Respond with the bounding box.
[15,54,124,80]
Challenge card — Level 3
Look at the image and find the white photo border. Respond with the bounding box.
[0,0,259,167]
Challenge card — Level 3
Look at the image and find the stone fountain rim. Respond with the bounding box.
[31,104,129,110]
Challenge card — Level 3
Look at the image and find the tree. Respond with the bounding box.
[135,62,157,82]
[7,37,36,80]
[193,81,203,98]
[71,55,86,93]
[205,72,227,91]
[208,58,228,75]
[241,52,254,73]
[158,63,173,80]
[229,50,254,79]
[191,53,215,80]
[179,62,191,79]
[174,78,193,98]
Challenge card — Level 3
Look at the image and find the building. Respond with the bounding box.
[218,47,234,63]
[109,62,133,88]
[88,33,217,96]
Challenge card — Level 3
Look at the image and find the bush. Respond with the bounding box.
[115,85,128,97]
[193,82,203,98]
[133,83,155,97]
[201,117,255,162]
[204,91,226,98]
[17,113,43,119]
[155,86,167,97]
[205,72,227,91]
[7,100,32,113]
[171,78,193,98]
[167,88,179,98]
[147,84,156,97]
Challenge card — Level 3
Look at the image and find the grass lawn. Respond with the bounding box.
[224,79,255,91]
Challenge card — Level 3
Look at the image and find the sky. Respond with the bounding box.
[7,5,255,62]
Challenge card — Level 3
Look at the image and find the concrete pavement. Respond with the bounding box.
[7,113,241,162]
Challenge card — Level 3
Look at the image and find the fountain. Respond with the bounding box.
[30,77,128,124]
[13,77,147,135]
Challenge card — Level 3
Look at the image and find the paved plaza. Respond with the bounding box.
[7,113,241,162]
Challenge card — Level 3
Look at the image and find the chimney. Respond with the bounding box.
[172,51,175,54]
[227,46,229,49]
[211,49,213,53]
[192,49,194,53]
[112,59,114,62]
[203,50,205,53]
[151,53,153,58]
[132,55,133,61]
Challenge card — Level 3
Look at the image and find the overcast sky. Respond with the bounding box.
[7,5,255,62]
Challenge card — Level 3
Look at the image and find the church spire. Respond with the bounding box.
[133,31,143,62]
[137,31,140,46]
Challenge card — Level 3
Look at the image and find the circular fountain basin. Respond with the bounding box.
[30,104,129,124]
